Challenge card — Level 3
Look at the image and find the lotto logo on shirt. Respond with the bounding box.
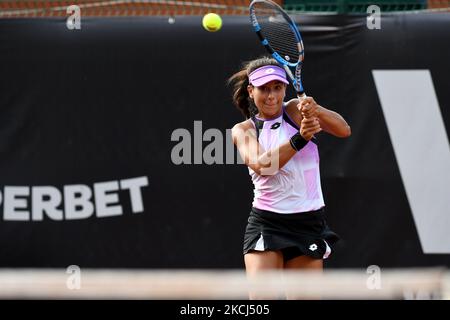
[270,122,281,130]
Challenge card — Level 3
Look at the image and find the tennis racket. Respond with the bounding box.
[249,0,306,100]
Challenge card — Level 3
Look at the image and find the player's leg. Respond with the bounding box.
[284,255,323,299]
[285,255,323,270]
[244,250,284,299]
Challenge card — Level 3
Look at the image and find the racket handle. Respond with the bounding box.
[297,93,307,100]
[297,93,307,115]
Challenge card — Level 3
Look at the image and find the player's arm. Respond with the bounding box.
[317,108,351,138]
[232,122,295,176]
[232,121,317,176]
[289,97,351,138]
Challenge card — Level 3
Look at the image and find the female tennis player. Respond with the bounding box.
[228,56,351,299]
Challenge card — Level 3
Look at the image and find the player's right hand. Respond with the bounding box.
[300,116,321,140]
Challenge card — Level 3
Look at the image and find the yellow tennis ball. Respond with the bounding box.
[202,13,222,32]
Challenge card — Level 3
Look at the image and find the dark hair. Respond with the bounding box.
[227,56,280,119]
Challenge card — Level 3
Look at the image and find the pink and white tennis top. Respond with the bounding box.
[249,105,325,214]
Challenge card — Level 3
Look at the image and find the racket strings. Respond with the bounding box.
[264,21,299,59]
[253,6,300,63]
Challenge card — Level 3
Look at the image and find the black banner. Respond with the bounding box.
[0,14,449,268]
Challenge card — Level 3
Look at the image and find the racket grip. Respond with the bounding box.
[297,93,307,100]
[297,93,307,115]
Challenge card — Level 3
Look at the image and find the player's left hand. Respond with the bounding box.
[297,96,321,119]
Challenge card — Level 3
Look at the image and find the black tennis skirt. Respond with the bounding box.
[243,207,340,261]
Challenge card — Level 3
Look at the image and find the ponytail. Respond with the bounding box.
[227,69,254,119]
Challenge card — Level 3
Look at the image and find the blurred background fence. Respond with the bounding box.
[0,0,449,17]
